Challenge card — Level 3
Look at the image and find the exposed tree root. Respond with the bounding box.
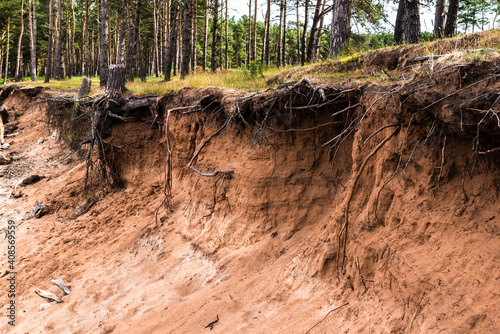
[338,126,400,271]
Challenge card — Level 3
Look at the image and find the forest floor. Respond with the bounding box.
[0,31,499,333]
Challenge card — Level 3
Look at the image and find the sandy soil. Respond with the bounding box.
[0,58,499,334]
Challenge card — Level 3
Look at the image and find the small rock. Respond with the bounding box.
[20,174,44,186]
[39,303,52,311]
[34,201,49,218]
[11,188,23,198]
[35,289,63,303]
[37,138,44,145]
[0,155,12,165]
[0,143,10,150]
[103,323,116,333]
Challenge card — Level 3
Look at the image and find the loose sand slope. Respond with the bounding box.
[0,53,499,334]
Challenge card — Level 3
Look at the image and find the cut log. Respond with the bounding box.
[104,64,126,99]
[77,77,92,99]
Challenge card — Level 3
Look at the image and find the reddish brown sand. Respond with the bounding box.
[0,73,499,334]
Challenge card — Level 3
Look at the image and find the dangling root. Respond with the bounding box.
[337,126,400,271]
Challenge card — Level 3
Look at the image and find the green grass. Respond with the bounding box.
[7,67,288,96]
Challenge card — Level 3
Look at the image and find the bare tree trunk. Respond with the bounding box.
[328,0,353,58]
[307,0,322,63]
[253,0,257,61]
[296,0,300,64]
[126,0,135,80]
[174,9,180,76]
[15,0,25,82]
[66,9,72,78]
[247,0,252,65]
[225,0,228,69]
[282,0,287,66]
[153,0,159,76]
[314,0,326,61]
[83,0,89,76]
[301,0,308,65]
[117,0,127,65]
[434,0,447,39]
[181,0,192,79]
[394,0,405,44]
[3,18,10,85]
[211,0,218,72]
[264,0,270,66]
[202,0,209,71]
[136,0,146,82]
[45,0,53,82]
[100,0,109,86]
[444,0,460,37]
[219,0,223,70]
[163,0,171,77]
[405,0,421,44]
[165,0,178,81]
[191,0,197,73]
[29,0,37,81]
[0,29,6,81]
[277,0,283,67]
[54,0,64,79]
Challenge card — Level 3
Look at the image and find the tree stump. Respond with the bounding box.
[77,77,92,99]
[104,64,126,99]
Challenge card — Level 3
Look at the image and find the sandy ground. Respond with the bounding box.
[0,73,499,334]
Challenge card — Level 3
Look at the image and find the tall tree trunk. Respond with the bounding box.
[181,0,192,79]
[117,0,127,65]
[126,0,135,80]
[301,0,308,65]
[191,0,197,73]
[3,18,10,85]
[307,0,322,63]
[54,0,64,80]
[163,0,171,77]
[277,0,283,67]
[45,0,54,82]
[0,29,6,81]
[444,0,460,37]
[135,0,146,82]
[296,0,300,64]
[15,0,25,82]
[174,10,180,76]
[434,0,447,39]
[247,0,252,65]
[29,0,37,81]
[405,0,421,44]
[100,0,109,86]
[253,0,257,61]
[264,0,270,66]
[153,0,159,76]
[219,0,223,70]
[83,0,89,76]
[282,0,287,66]
[165,0,178,81]
[314,0,326,61]
[202,0,209,71]
[225,0,228,69]
[211,0,218,72]
[394,0,405,44]
[329,0,353,58]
